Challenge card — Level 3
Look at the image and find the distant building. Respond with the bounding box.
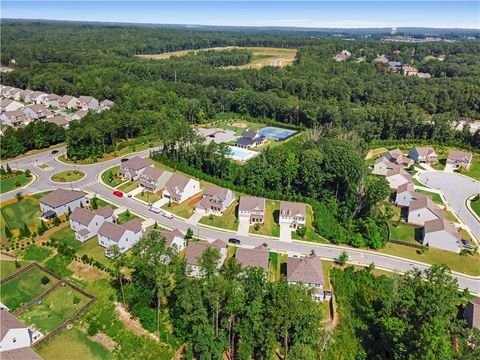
[234,129,265,149]
[78,96,99,111]
[22,104,53,120]
[374,55,389,64]
[44,115,69,128]
[333,50,351,62]
[0,98,23,112]
[0,110,30,127]
[59,95,80,110]
[402,65,418,76]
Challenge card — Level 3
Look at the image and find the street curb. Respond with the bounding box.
[466,195,480,223]
[49,171,86,185]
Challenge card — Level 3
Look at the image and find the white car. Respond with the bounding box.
[149,206,161,213]
[161,211,174,219]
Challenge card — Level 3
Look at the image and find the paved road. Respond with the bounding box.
[2,149,479,294]
[418,171,480,242]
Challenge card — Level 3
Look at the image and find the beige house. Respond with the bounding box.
[0,110,30,127]
[287,255,326,302]
[139,167,172,193]
[78,96,99,110]
[333,50,351,62]
[385,167,413,191]
[0,98,23,112]
[45,115,69,128]
[372,157,398,176]
[238,196,265,224]
[279,201,306,229]
[43,94,61,108]
[407,196,443,226]
[29,91,48,104]
[59,95,80,109]
[120,156,154,180]
[446,150,473,170]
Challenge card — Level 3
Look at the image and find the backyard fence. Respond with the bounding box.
[389,239,423,249]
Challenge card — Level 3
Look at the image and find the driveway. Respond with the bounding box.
[279,223,292,242]
[418,171,480,243]
[188,211,204,225]
[237,217,250,235]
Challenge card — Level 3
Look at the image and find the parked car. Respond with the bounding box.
[228,238,241,245]
[127,194,132,198]
[149,205,161,213]
[161,211,174,219]
[113,190,123,197]
[51,150,59,154]
[461,240,473,249]
[120,158,129,162]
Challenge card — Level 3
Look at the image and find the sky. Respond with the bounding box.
[1,1,479,29]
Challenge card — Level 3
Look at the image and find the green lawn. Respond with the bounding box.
[471,196,480,218]
[444,210,458,223]
[91,197,118,210]
[415,189,444,205]
[116,211,142,225]
[464,154,480,181]
[51,170,85,183]
[23,245,53,262]
[45,254,74,278]
[135,190,162,204]
[389,222,418,243]
[0,266,57,310]
[37,327,112,360]
[18,285,89,334]
[31,190,53,200]
[199,201,239,231]
[1,197,41,231]
[249,199,280,237]
[0,260,28,280]
[117,180,139,193]
[377,242,480,276]
[78,237,111,267]
[268,252,287,282]
[51,227,81,250]
[412,177,425,187]
[162,193,203,219]
[101,166,125,188]
[0,172,32,194]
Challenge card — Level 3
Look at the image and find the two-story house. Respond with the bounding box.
[22,104,53,120]
[235,245,269,273]
[395,183,425,208]
[78,96,99,111]
[39,189,88,218]
[163,173,201,203]
[119,156,154,180]
[43,94,61,108]
[407,196,444,226]
[0,98,23,112]
[185,240,227,277]
[446,150,473,170]
[0,110,30,127]
[287,255,326,302]
[98,219,144,256]
[195,184,235,215]
[161,228,186,252]
[238,196,265,224]
[372,157,398,176]
[59,95,80,110]
[385,167,413,191]
[70,206,114,242]
[279,201,307,229]
[28,91,48,104]
[408,147,438,164]
[139,167,172,193]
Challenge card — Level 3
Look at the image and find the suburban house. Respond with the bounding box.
[279,201,307,229]
[238,196,265,224]
[403,65,418,76]
[385,167,413,191]
[59,95,80,109]
[29,91,48,104]
[22,104,53,119]
[98,219,144,256]
[0,309,42,359]
[372,157,398,176]
[0,86,15,98]
[407,196,444,226]
[195,184,235,215]
[235,245,269,273]
[395,183,426,207]
[70,206,114,242]
[382,149,414,167]
[98,99,114,112]
[17,89,33,103]
[446,150,473,170]
[465,297,480,329]
[45,115,69,128]
[333,50,351,62]
[185,240,227,277]
[234,129,266,149]
[139,167,172,193]
[287,255,326,302]
[39,189,88,218]
[69,110,89,121]
[119,156,154,180]
[374,54,389,63]
[0,98,23,112]
[0,110,30,127]
[163,173,201,203]
[43,94,61,108]
[6,88,22,100]
[421,218,461,253]
[161,228,186,252]
[78,96,99,111]
[408,147,438,164]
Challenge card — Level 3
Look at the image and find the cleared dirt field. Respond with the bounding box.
[136,46,297,69]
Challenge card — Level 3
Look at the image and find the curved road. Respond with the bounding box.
[418,171,480,242]
[2,148,479,294]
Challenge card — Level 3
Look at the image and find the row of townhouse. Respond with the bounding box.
[372,148,463,253]
[0,101,71,128]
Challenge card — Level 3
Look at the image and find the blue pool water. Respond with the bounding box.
[228,146,259,161]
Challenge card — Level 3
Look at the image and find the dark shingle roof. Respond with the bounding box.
[39,189,86,208]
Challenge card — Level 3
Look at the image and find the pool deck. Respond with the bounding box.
[227,146,259,162]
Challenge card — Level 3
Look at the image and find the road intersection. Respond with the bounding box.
[1,147,479,294]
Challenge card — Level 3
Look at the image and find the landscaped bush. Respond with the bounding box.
[41,275,50,285]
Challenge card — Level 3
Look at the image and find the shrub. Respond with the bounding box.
[73,296,81,305]
[40,276,50,285]
[254,223,260,231]
[296,225,307,238]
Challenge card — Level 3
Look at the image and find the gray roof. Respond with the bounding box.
[161,228,184,247]
[141,166,165,181]
[409,196,444,217]
[122,156,153,171]
[280,201,306,218]
[45,115,68,126]
[0,309,27,340]
[241,129,258,139]
[79,95,97,104]
[386,167,413,181]
[94,206,114,218]
[98,219,142,242]
[448,150,472,162]
[424,218,461,239]
[123,219,143,233]
[203,184,230,202]
[235,247,269,271]
[1,347,43,360]
[70,207,95,226]
[165,173,191,194]
[412,146,436,157]
[185,240,226,266]
[235,137,256,147]
[396,182,415,194]
[39,189,86,208]
[238,196,265,213]
[287,256,324,285]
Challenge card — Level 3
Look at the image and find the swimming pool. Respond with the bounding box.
[228,146,259,162]
[258,126,298,141]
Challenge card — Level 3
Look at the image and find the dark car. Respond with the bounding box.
[51,150,59,154]
[120,158,129,162]
[228,238,241,245]
[461,240,473,249]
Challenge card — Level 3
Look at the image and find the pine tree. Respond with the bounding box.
[23,223,31,237]
[5,226,12,239]
[6,163,12,174]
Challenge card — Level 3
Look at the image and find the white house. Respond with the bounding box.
[279,201,307,229]
[407,196,444,226]
[408,147,437,164]
[0,86,15,98]
[287,255,326,302]
[238,196,265,224]
[39,189,88,218]
[422,218,461,253]
[446,150,473,170]
[97,99,114,112]
[0,98,23,112]
[185,240,227,277]
[0,309,42,359]
[385,167,413,191]
[139,167,172,193]
[17,89,33,103]
[163,173,201,203]
[195,184,235,215]
[119,156,154,180]
[70,206,114,242]
[78,96,99,111]
[98,219,144,256]
[162,228,186,252]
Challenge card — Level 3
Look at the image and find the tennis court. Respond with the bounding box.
[258,127,297,141]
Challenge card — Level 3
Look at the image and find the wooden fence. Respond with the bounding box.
[389,239,423,249]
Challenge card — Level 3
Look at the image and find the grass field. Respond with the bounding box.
[18,285,89,334]
[136,46,297,69]
[365,147,389,160]
[199,201,239,231]
[116,211,142,225]
[23,245,53,262]
[78,237,110,267]
[0,260,27,280]
[37,327,112,360]
[471,196,480,218]
[268,252,287,282]
[250,200,280,237]
[162,193,203,219]
[464,154,480,181]
[117,180,139,193]
[92,198,118,210]
[45,254,74,278]
[1,197,41,231]
[31,191,52,200]
[51,226,82,250]
[0,266,57,310]
[135,190,162,204]
[377,242,480,276]
[389,222,418,243]
[51,170,85,183]
[101,166,125,187]
[0,171,32,194]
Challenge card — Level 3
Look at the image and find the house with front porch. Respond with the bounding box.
[139,167,172,193]
[120,156,154,180]
[279,201,306,229]
[195,184,235,215]
[238,196,265,224]
[70,206,114,242]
